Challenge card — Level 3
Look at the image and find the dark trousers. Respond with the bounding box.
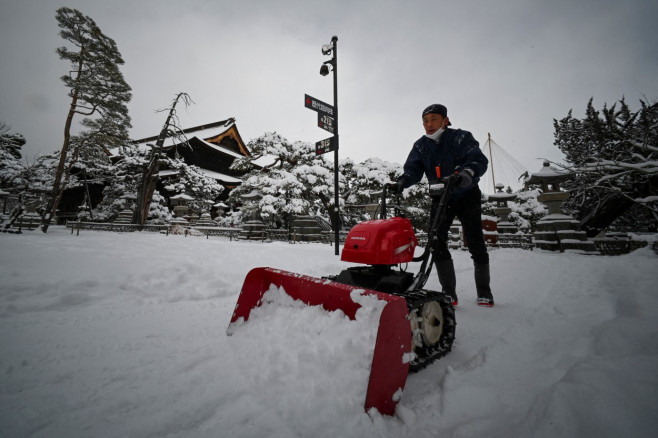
[431,186,489,265]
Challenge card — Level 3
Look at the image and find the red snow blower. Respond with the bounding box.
[227,175,459,415]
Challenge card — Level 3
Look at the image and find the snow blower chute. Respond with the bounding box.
[227,175,459,416]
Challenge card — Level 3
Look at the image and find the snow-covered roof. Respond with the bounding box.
[525,160,571,183]
[157,167,242,184]
[171,193,194,200]
[198,168,242,184]
[487,192,518,201]
[196,138,245,160]
[241,189,263,199]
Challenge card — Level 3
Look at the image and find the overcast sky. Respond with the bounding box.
[1,0,656,190]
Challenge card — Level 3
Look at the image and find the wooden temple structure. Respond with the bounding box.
[50,119,253,224]
[132,119,252,193]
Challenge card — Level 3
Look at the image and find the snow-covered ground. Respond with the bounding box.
[1,227,657,437]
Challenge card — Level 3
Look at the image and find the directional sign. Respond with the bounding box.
[315,137,336,156]
[305,94,335,118]
[318,113,335,134]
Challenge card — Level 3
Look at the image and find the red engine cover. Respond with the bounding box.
[341,217,418,265]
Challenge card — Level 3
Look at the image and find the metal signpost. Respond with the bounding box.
[305,36,340,254]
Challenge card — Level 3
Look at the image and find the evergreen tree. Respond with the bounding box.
[41,7,132,232]
[229,133,439,232]
[93,144,224,224]
[553,98,658,234]
[230,133,338,229]
[161,159,225,216]
[89,147,145,222]
[0,123,26,188]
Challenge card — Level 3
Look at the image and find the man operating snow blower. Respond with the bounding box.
[389,103,494,307]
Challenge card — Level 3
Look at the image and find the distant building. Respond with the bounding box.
[130,119,255,215]
[50,119,255,223]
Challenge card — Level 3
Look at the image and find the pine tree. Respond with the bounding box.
[553,97,658,234]
[90,146,146,222]
[229,133,338,229]
[41,7,132,232]
[0,123,26,188]
[161,159,225,216]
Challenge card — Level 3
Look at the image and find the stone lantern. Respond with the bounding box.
[213,201,229,218]
[170,193,194,226]
[239,190,266,240]
[114,194,137,224]
[487,183,519,236]
[526,161,597,253]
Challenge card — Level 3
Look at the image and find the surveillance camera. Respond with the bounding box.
[319,64,330,76]
[321,44,332,55]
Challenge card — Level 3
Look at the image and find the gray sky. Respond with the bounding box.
[1,0,656,190]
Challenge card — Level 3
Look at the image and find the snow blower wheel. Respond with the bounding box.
[420,301,444,345]
[404,292,456,372]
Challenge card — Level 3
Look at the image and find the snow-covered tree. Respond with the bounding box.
[340,157,425,228]
[230,133,338,229]
[230,135,440,232]
[83,146,145,222]
[145,190,172,224]
[343,157,400,205]
[89,141,223,223]
[553,97,658,234]
[506,189,546,231]
[42,7,132,232]
[0,123,26,188]
[161,159,225,215]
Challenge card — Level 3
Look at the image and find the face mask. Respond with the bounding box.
[425,127,444,141]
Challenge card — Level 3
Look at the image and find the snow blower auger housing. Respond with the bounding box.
[227,175,459,416]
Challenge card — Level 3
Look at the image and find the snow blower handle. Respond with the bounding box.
[410,173,460,271]
[383,180,405,220]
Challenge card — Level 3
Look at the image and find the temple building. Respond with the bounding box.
[132,118,252,195]
[48,119,254,224]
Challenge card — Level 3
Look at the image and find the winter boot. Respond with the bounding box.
[474,263,494,307]
[435,259,458,306]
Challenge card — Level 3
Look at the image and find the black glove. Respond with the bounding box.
[457,168,474,188]
[388,179,405,194]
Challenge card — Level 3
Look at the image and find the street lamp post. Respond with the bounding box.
[321,36,340,255]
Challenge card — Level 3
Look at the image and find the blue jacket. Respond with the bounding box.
[400,128,488,201]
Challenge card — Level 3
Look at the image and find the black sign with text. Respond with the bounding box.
[318,114,335,134]
[315,137,336,156]
[305,94,335,118]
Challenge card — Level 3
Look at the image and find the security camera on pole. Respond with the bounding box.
[304,35,340,255]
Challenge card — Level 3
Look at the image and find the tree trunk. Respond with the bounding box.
[41,48,85,233]
[133,155,161,225]
[579,190,634,237]
[317,192,339,231]
[133,93,184,226]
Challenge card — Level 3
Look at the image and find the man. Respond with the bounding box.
[390,103,494,307]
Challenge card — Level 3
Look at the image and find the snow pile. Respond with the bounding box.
[1,227,658,437]
[227,285,386,435]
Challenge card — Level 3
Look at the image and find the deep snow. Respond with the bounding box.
[1,227,657,437]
